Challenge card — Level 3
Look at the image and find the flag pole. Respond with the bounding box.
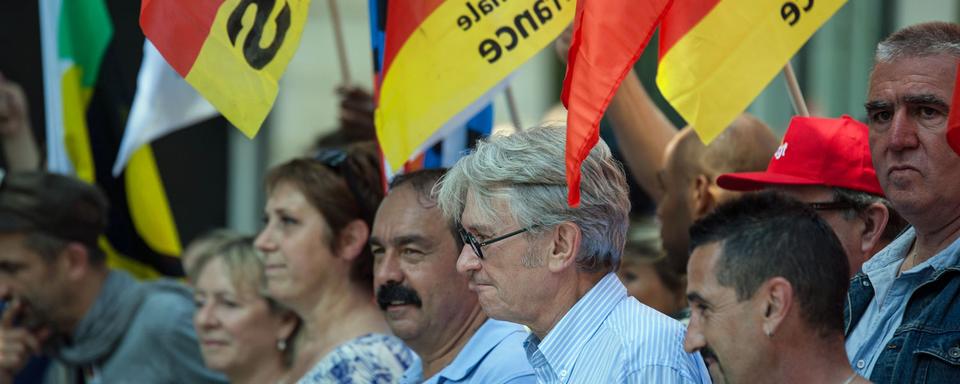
[328,0,351,85]
[505,85,523,130]
[782,62,809,117]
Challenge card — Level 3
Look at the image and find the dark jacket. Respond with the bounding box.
[845,260,960,383]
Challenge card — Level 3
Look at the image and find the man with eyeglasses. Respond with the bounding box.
[717,115,906,276]
[437,124,710,384]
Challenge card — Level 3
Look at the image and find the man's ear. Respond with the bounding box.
[336,219,370,262]
[860,202,890,257]
[691,174,717,218]
[60,242,92,281]
[759,277,793,337]
[547,222,580,273]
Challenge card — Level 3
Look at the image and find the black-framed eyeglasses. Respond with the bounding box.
[807,201,856,211]
[457,225,531,259]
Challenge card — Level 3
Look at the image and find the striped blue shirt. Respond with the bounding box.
[522,273,709,384]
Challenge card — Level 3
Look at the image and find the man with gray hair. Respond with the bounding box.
[845,21,960,383]
[437,125,709,383]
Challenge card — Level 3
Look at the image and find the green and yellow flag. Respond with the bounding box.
[41,0,184,278]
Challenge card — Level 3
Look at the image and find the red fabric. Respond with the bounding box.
[140,0,223,76]
[382,0,444,76]
[717,115,884,196]
[657,0,720,58]
[948,62,960,156]
[561,0,671,206]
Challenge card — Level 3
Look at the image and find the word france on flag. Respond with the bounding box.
[376,0,574,172]
[140,0,310,138]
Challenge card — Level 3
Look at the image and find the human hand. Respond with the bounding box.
[0,74,30,137]
[0,299,49,381]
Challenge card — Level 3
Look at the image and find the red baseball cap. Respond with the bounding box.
[717,115,884,196]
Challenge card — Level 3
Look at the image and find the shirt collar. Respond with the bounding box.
[434,319,528,382]
[862,226,960,303]
[525,273,625,378]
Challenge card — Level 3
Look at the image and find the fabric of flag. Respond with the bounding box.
[112,41,219,176]
[41,0,185,278]
[139,0,310,138]
[656,0,846,144]
[947,62,960,156]
[560,0,672,207]
[376,0,574,172]
[371,0,495,176]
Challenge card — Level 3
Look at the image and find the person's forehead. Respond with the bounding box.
[266,181,311,210]
[0,232,39,261]
[461,188,514,230]
[195,258,236,290]
[687,242,723,291]
[869,55,958,96]
[377,187,452,242]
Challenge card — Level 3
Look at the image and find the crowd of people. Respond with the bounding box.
[0,20,957,384]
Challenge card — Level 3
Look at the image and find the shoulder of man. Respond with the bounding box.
[119,279,227,383]
[467,325,535,383]
[605,298,695,365]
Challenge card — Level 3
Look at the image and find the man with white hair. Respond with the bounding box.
[845,21,960,383]
[437,125,709,383]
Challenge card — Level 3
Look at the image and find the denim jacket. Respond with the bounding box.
[845,257,960,383]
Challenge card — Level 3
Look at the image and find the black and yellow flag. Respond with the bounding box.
[41,0,184,277]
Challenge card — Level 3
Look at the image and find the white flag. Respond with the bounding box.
[112,40,218,176]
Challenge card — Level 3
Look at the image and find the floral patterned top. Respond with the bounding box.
[295,333,415,384]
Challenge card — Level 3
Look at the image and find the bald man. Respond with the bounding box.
[654,116,780,278]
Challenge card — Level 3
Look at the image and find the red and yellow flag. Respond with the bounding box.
[140,0,310,137]
[947,62,960,156]
[657,0,846,144]
[376,0,575,172]
[560,0,671,206]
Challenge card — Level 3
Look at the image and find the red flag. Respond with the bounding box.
[561,0,672,206]
[948,62,960,156]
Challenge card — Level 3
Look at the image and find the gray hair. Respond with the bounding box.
[436,124,631,273]
[875,22,960,63]
[831,188,906,242]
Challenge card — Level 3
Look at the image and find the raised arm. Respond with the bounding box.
[0,76,41,171]
[555,28,676,203]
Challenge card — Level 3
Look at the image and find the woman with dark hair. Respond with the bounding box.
[189,235,299,384]
[255,142,414,383]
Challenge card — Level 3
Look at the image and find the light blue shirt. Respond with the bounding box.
[845,227,960,377]
[523,273,710,384]
[401,319,535,384]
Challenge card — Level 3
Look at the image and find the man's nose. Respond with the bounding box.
[456,244,481,275]
[888,109,920,152]
[374,252,404,288]
[684,317,706,353]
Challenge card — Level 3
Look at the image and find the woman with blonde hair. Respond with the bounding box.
[189,235,299,384]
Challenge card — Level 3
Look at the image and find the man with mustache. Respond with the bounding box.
[371,169,534,383]
[437,125,709,383]
[685,192,866,384]
[0,171,225,383]
[844,21,960,383]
